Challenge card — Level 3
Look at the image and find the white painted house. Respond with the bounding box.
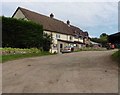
[12,7,90,53]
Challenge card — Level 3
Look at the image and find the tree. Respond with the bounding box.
[100,33,108,38]
[100,33,108,42]
[91,33,108,47]
[99,33,108,47]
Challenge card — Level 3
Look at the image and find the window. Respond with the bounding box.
[69,36,73,40]
[56,34,60,39]
[60,44,63,48]
[79,36,83,39]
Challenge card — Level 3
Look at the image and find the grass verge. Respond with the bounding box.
[112,49,120,63]
[74,47,106,52]
[1,52,52,63]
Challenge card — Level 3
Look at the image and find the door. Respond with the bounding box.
[60,44,63,49]
[60,43,63,52]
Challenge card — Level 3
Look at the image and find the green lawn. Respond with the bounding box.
[0,47,54,63]
[1,52,52,63]
[112,49,120,63]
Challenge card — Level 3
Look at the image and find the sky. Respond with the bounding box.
[1,0,119,38]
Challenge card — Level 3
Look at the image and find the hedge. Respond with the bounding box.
[2,17,52,51]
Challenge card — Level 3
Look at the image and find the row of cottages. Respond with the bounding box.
[12,7,90,53]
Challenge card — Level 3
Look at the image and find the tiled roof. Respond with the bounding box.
[13,7,88,37]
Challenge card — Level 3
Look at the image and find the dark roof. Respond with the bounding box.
[13,7,88,37]
[83,32,89,37]
[108,32,120,44]
[109,32,120,37]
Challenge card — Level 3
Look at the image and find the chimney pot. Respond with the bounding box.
[67,20,70,27]
[67,20,70,25]
[50,13,54,18]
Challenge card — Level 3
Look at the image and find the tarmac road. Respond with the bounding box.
[2,50,118,93]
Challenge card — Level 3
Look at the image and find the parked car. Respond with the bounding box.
[61,46,74,53]
[106,43,115,50]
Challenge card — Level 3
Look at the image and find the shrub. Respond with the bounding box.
[2,16,52,51]
[112,49,120,63]
[42,33,52,51]
[2,17,43,48]
[2,47,41,55]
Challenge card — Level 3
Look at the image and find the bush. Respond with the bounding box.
[42,33,52,51]
[2,17,43,48]
[2,47,41,55]
[112,49,120,63]
[76,47,106,51]
[1,48,52,62]
[2,16,52,51]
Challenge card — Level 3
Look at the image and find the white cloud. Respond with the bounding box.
[2,2,118,37]
[2,0,119,2]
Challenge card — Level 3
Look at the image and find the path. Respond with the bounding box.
[2,50,118,93]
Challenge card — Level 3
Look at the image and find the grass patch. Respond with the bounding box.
[0,55,2,63]
[1,52,52,63]
[75,47,106,52]
[112,49,120,63]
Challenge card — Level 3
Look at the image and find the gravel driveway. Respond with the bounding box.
[2,50,118,93]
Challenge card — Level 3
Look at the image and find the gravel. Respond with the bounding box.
[2,50,118,93]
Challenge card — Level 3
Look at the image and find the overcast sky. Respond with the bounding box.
[1,1,119,37]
